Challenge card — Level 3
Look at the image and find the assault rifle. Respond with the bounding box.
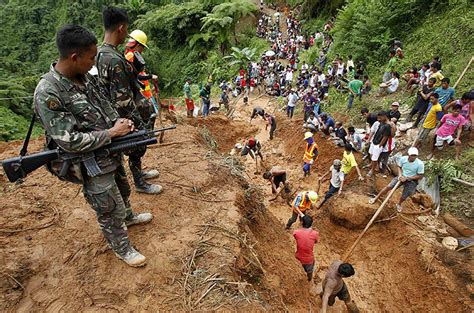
[1,125,176,183]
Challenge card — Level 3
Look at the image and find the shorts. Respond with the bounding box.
[328,282,350,306]
[417,127,432,141]
[435,135,455,148]
[302,262,315,274]
[369,143,383,161]
[273,173,287,188]
[388,177,418,200]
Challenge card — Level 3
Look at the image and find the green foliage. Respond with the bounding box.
[331,0,453,65]
[224,47,258,67]
[299,0,344,19]
[425,159,460,193]
[0,107,42,141]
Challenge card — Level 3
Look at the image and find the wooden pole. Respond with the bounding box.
[453,56,473,89]
[342,181,401,262]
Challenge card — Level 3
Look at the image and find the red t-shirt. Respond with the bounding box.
[293,228,319,264]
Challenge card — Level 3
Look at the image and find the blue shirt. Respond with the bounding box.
[434,87,455,107]
[398,156,424,178]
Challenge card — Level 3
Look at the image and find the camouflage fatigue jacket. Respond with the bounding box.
[96,43,150,128]
[34,64,121,175]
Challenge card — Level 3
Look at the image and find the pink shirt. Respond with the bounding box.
[293,228,319,264]
[436,114,466,137]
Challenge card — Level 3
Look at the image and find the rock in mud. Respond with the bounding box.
[411,193,434,209]
[328,192,389,229]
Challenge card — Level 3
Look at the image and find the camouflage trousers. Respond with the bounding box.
[83,164,134,256]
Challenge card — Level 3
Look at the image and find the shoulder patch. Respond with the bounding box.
[47,98,61,110]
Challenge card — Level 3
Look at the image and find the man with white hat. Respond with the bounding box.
[369,147,424,212]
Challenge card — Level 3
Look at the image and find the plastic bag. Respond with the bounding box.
[193,105,200,118]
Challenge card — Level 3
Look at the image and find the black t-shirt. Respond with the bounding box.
[415,85,434,109]
[366,113,378,127]
[335,127,347,143]
[387,110,401,122]
[373,123,391,145]
[254,106,265,116]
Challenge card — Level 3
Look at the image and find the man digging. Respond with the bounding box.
[369,147,424,212]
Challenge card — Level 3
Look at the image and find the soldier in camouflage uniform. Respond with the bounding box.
[97,7,162,195]
[34,25,153,267]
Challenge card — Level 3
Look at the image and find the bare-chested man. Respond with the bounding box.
[263,166,290,199]
[321,260,359,313]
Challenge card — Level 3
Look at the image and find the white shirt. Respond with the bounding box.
[306,116,320,127]
[285,71,293,82]
[337,63,345,76]
[346,60,354,70]
[330,166,345,188]
[318,74,326,83]
[388,78,399,93]
[288,93,298,107]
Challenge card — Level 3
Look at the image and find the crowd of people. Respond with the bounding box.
[14,0,472,311]
[230,4,473,312]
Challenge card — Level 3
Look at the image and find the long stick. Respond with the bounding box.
[454,56,473,88]
[342,181,401,261]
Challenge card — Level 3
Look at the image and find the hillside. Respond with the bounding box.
[0,1,473,311]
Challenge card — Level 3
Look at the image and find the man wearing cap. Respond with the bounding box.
[369,147,424,212]
[303,132,319,177]
[241,138,263,173]
[387,101,401,123]
[316,159,345,208]
[183,78,194,118]
[286,191,319,229]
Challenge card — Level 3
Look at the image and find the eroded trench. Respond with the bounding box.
[194,97,472,312]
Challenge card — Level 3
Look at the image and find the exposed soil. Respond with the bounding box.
[0,91,472,312]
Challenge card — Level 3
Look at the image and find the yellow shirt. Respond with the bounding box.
[430,71,444,87]
[341,151,357,174]
[423,103,442,129]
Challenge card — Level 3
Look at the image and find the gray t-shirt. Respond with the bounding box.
[330,166,345,188]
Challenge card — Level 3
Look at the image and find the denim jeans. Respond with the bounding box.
[320,183,339,207]
[202,99,210,117]
[287,106,295,118]
[347,93,355,110]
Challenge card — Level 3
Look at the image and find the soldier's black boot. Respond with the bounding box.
[129,157,163,195]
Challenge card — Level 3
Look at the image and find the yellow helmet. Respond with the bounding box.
[304,131,313,140]
[129,29,149,48]
[308,191,318,203]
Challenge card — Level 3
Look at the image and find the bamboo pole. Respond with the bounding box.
[453,56,473,88]
[342,181,401,262]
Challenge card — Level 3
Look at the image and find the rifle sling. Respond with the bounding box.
[19,113,37,157]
